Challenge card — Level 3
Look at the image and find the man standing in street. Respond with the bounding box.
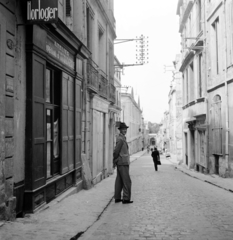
[113,122,133,204]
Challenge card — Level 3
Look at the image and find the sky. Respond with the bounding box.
[114,0,181,123]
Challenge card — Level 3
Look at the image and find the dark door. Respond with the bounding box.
[185,133,188,165]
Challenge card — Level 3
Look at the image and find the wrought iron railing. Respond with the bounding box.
[87,59,99,93]
[99,70,108,99]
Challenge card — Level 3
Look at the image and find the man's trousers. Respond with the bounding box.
[153,160,158,171]
[114,165,132,201]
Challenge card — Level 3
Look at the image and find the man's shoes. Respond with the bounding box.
[115,199,122,203]
[122,200,133,204]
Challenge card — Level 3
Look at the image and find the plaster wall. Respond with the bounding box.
[0,0,18,220]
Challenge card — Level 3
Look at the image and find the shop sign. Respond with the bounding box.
[46,37,74,69]
[27,0,58,23]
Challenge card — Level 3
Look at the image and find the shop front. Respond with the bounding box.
[24,21,89,212]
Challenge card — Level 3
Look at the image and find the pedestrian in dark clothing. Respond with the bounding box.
[113,122,133,204]
[151,147,160,171]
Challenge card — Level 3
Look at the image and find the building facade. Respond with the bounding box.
[177,0,208,171]
[121,87,143,154]
[206,0,233,177]
[83,0,116,185]
[162,111,170,152]
[177,0,233,177]
[0,0,117,220]
[167,55,183,161]
[141,118,149,149]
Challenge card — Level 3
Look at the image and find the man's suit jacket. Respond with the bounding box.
[113,133,130,166]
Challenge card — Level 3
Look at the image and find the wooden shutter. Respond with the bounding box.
[61,73,74,174]
[212,96,222,154]
[75,78,82,168]
[33,55,46,189]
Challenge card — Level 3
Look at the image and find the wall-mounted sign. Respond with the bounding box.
[27,0,58,23]
[46,36,74,69]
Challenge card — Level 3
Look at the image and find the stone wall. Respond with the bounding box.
[0,0,17,220]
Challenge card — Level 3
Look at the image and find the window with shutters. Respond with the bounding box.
[66,0,71,16]
[197,0,202,33]
[212,17,220,74]
[109,40,114,81]
[226,1,233,66]
[198,53,203,98]
[45,67,61,178]
[189,62,194,101]
[86,3,94,51]
[58,0,64,21]
[98,26,105,70]
[212,95,222,154]
[185,69,189,104]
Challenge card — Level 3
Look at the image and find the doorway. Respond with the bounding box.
[214,155,219,175]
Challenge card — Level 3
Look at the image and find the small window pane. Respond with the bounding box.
[54,107,59,158]
[46,109,52,140]
[46,109,52,178]
[46,69,51,103]
[47,142,52,178]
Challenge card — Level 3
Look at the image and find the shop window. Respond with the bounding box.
[46,68,61,178]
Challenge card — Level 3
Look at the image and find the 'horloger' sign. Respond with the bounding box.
[27,0,58,23]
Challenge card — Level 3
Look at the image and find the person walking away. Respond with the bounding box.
[151,147,161,171]
[113,122,133,204]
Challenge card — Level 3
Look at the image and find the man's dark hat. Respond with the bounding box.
[118,122,129,129]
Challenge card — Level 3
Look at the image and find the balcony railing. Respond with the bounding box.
[99,70,108,99]
[87,59,99,93]
[87,59,118,103]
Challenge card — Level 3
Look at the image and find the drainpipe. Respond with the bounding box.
[84,61,88,155]
[223,0,229,174]
[203,0,209,173]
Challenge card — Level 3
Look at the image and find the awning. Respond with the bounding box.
[185,117,196,123]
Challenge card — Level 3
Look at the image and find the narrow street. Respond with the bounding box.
[80,153,233,240]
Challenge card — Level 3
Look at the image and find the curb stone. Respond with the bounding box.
[170,157,233,194]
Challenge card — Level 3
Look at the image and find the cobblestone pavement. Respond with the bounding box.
[80,153,233,240]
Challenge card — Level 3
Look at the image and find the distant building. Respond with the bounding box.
[149,134,157,146]
[167,55,183,161]
[121,87,143,154]
[162,111,170,152]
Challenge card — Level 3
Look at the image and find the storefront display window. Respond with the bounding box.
[46,67,61,178]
